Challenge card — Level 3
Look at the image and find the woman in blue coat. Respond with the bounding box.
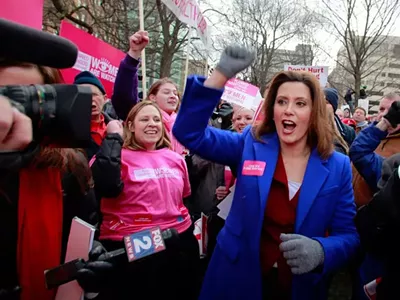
[173,46,360,300]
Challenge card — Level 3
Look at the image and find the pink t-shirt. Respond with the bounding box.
[100,148,192,241]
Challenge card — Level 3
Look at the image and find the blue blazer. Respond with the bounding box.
[173,76,360,300]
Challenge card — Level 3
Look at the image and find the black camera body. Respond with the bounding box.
[0,84,92,147]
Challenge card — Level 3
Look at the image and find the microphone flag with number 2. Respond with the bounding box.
[124,226,166,262]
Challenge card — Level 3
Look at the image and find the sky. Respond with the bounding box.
[197,0,400,74]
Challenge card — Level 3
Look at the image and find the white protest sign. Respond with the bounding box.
[161,0,210,47]
[284,65,329,87]
[221,78,260,110]
[358,99,369,114]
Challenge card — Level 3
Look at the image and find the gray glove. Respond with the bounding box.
[279,233,324,275]
[215,45,255,79]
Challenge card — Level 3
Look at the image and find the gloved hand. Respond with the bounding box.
[279,233,324,275]
[383,100,400,128]
[76,241,116,293]
[215,45,255,79]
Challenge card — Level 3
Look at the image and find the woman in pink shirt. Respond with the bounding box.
[89,101,200,300]
[146,78,186,155]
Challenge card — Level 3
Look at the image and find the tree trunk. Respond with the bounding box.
[159,44,173,77]
[354,74,361,109]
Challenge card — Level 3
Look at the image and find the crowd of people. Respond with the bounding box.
[1,21,400,300]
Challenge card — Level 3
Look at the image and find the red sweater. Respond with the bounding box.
[260,152,301,291]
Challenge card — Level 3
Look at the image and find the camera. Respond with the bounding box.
[0,84,92,147]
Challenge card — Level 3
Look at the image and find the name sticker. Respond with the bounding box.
[242,160,266,176]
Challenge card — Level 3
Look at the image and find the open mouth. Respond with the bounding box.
[282,120,296,134]
[145,130,158,135]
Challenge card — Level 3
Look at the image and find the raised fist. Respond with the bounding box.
[383,100,400,128]
[106,120,124,137]
[215,45,256,79]
[128,30,149,60]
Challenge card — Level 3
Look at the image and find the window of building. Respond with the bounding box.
[388,73,400,79]
[389,63,400,69]
[392,45,400,58]
[381,73,386,77]
[386,82,400,88]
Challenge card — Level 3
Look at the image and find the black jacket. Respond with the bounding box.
[90,133,124,199]
[355,154,400,299]
[0,144,98,297]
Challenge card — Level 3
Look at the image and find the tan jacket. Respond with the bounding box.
[353,132,400,207]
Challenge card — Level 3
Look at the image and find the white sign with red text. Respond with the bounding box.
[161,0,210,47]
[221,78,260,110]
[284,65,329,87]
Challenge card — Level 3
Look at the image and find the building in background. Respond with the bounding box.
[268,44,314,79]
[329,36,400,114]
[179,58,207,91]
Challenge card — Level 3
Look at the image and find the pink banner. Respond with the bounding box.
[59,21,126,96]
[221,78,260,109]
[0,0,44,29]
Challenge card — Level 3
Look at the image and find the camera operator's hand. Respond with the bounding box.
[76,241,116,293]
[128,30,149,60]
[216,45,255,80]
[383,100,400,128]
[0,96,32,151]
[106,120,123,138]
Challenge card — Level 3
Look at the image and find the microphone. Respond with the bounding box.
[44,227,179,289]
[0,18,78,69]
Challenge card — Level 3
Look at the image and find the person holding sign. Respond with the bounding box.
[173,45,359,300]
[88,101,200,299]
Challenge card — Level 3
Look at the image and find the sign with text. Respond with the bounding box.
[221,78,260,110]
[1,0,44,29]
[284,65,329,87]
[124,227,166,262]
[59,21,125,96]
[161,0,210,47]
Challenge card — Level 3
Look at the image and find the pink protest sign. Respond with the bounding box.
[221,78,260,109]
[1,0,44,29]
[59,21,126,96]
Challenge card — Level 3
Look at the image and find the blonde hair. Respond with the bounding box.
[253,71,334,159]
[123,101,172,151]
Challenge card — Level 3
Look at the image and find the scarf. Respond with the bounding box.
[356,120,369,129]
[18,167,63,300]
[160,110,185,155]
[91,114,107,146]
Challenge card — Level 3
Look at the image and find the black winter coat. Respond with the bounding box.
[0,143,98,299]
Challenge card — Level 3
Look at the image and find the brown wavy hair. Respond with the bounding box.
[0,59,93,192]
[124,101,172,151]
[327,107,349,154]
[253,71,334,159]
[146,78,181,112]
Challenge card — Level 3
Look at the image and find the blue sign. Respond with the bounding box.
[124,226,166,262]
